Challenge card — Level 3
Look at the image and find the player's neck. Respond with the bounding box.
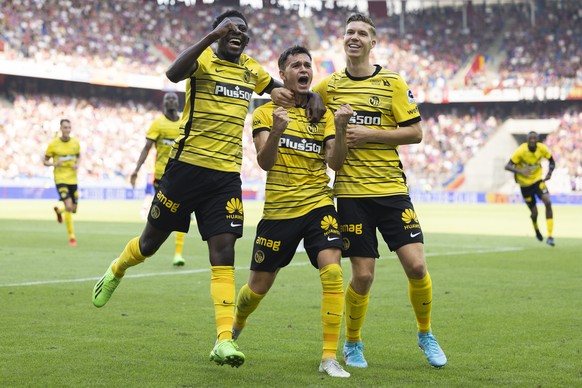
[60,136,70,142]
[165,110,180,122]
[346,57,375,78]
[294,93,308,108]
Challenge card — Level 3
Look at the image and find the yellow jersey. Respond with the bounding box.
[44,137,80,185]
[146,115,180,180]
[252,102,336,220]
[510,142,552,187]
[313,66,421,198]
[170,47,272,173]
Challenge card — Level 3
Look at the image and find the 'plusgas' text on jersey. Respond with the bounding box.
[170,47,273,173]
[253,102,336,220]
[313,66,421,198]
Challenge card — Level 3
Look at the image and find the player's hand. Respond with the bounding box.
[271,88,295,109]
[520,167,532,177]
[130,172,138,188]
[272,107,289,136]
[334,104,353,132]
[211,17,249,44]
[305,92,325,123]
[346,125,373,147]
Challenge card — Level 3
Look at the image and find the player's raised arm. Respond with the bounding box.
[166,17,248,82]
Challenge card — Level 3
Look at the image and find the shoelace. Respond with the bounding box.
[420,335,440,353]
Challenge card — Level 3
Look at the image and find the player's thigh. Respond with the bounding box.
[376,196,424,252]
[337,197,379,259]
[250,218,302,272]
[303,206,343,268]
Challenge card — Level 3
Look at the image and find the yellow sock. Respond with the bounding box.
[112,237,147,277]
[320,264,344,360]
[211,266,236,341]
[345,283,369,343]
[63,211,75,239]
[233,283,266,330]
[547,218,554,237]
[175,232,185,255]
[409,272,433,333]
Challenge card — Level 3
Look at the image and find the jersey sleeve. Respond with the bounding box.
[541,143,552,159]
[391,75,421,126]
[510,146,523,164]
[251,104,273,137]
[323,109,336,142]
[146,118,160,141]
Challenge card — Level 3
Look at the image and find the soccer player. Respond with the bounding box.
[130,92,187,266]
[312,14,447,369]
[91,10,323,368]
[44,119,80,247]
[505,131,556,246]
[231,45,353,378]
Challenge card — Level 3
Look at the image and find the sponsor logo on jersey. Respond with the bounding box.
[407,89,416,104]
[369,96,380,106]
[279,135,322,153]
[162,138,174,145]
[214,82,253,101]
[321,215,341,239]
[349,110,381,126]
[156,190,180,213]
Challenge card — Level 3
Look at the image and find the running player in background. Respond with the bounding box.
[505,131,556,246]
[91,10,324,368]
[44,119,80,247]
[130,92,187,266]
[313,13,447,369]
[231,45,353,378]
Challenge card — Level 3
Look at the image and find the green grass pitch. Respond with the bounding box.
[0,200,580,387]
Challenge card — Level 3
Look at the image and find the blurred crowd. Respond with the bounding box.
[1,0,580,91]
[0,0,580,193]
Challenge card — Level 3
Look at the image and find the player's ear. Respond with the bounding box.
[279,69,287,82]
[371,39,376,49]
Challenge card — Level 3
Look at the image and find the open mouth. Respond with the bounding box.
[228,38,242,48]
[298,75,310,86]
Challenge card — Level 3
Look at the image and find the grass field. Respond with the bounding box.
[1,200,581,387]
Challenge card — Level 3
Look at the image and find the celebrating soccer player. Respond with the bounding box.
[91,10,323,368]
[231,45,353,378]
[313,13,447,369]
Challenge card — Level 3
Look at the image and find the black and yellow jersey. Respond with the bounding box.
[170,47,273,173]
[45,137,80,185]
[146,115,180,181]
[510,142,552,187]
[252,102,336,220]
[312,66,421,198]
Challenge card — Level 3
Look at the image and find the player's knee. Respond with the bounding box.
[352,270,374,289]
[320,263,343,283]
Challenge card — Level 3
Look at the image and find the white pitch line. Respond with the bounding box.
[0,245,523,288]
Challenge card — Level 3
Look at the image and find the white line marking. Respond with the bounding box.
[0,246,523,287]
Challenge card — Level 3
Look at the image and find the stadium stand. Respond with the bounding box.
[0,0,580,199]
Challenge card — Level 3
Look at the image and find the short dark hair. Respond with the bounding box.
[278,45,311,70]
[528,131,538,137]
[212,10,247,30]
[346,13,376,37]
[60,119,70,126]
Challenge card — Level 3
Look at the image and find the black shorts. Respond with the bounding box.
[520,180,549,205]
[55,184,78,204]
[250,205,343,272]
[147,159,243,240]
[337,196,424,258]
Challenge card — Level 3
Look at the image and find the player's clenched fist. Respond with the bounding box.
[334,104,353,132]
[271,107,290,136]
